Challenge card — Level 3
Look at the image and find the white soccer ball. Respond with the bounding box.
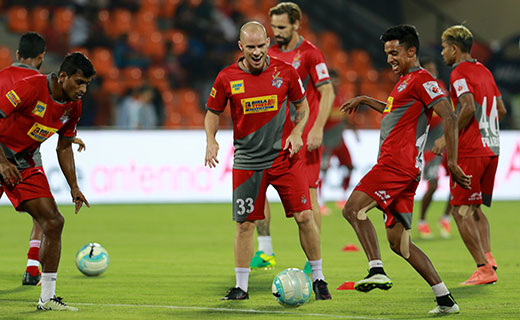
[272,268,312,307]
[75,243,109,276]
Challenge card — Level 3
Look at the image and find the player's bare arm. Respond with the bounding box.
[497,98,507,121]
[285,99,309,157]
[72,137,86,152]
[204,110,220,168]
[57,135,90,213]
[433,99,471,189]
[307,82,335,151]
[340,95,386,114]
[0,146,22,186]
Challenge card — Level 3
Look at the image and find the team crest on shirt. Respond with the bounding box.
[272,69,283,88]
[301,195,307,204]
[241,95,278,114]
[6,90,21,107]
[27,122,58,142]
[60,109,71,124]
[292,51,301,69]
[32,101,47,118]
[397,78,409,92]
[230,80,245,94]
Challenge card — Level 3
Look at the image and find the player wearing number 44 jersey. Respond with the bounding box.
[340,25,471,314]
[435,25,507,285]
[204,21,331,301]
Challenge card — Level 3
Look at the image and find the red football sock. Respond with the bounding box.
[26,240,41,276]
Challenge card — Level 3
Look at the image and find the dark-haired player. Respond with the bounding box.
[437,25,506,285]
[0,52,95,311]
[341,24,470,314]
[0,32,86,286]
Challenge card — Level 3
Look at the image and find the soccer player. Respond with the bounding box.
[0,33,86,286]
[204,21,331,301]
[340,25,471,314]
[250,1,335,271]
[417,58,452,239]
[436,25,506,285]
[0,52,95,311]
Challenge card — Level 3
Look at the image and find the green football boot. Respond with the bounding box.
[250,251,276,269]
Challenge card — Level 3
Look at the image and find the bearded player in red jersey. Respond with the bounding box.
[436,25,506,285]
[0,52,95,311]
[341,25,471,314]
[249,2,335,273]
[0,32,86,287]
[205,21,331,301]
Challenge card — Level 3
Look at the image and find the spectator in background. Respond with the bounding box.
[116,85,158,129]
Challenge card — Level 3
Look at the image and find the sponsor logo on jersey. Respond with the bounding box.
[423,81,443,99]
[6,90,21,107]
[32,101,47,118]
[384,97,394,113]
[230,80,245,94]
[301,195,307,204]
[27,122,58,142]
[453,78,469,97]
[316,62,329,80]
[292,51,301,69]
[241,95,278,114]
[210,87,216,98]
[60,109,71,124]
[272,70,283,88]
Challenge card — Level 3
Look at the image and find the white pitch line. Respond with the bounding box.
[71,302,387,319]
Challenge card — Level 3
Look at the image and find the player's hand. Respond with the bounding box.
[448,163,472,190]
[72,137,86,152]
[205,139,220,168]
[284,132,303,157]
[71,186,90,214]
[0,160,22,187]
[340,96,364,114]
[432,137,446,155]
[306,127,323,151]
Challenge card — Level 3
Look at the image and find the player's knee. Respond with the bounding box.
[293,210,313,225]
[342,203,355,222]
[41,212,65,236]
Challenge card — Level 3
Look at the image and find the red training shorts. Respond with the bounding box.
[232,154,311,222]
[298,144,322,188]
[0,166,54,211]
[354,164,418,229]
[450,155,498,207]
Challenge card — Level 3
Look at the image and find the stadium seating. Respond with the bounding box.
[7,6,30,33]
[0,46,13,69]
[30,7,50,34]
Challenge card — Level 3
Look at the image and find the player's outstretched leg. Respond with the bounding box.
[22,198,77,311]
[22,219,43,286]
[386,223,459,314]
[293,210,331,300]
[343,191,392,292]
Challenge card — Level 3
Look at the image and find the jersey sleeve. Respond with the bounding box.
[58,101,81,138]
[205,73,227,114]
[288,66,306,103]
[415,73,447,109]
[307,48,331,87]
[0,78,37,118]
[450,68,473,98]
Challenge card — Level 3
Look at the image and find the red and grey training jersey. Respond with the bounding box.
[206,57,306,170]
[269,37,330,141]
[450,59,501,158]
[0,73,81,170]
[379,67,447,180]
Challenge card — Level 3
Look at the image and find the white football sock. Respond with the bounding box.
[40,273,57,302]
[309,259,324,282]
[235,268,250,292]
[432,282,449,297]
[257,236,273,256]
[368,260,383,269]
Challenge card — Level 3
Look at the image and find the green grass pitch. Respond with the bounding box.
[0,201,518,319]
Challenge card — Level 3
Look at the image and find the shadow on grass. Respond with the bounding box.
[0,286,34,296]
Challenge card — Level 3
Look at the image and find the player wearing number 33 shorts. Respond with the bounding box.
[204,22,331,301]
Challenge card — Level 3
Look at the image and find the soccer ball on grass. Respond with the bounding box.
[272,268,312,307]
[75,243,109,276]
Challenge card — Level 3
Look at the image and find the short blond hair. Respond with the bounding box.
[442,25,473,53]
